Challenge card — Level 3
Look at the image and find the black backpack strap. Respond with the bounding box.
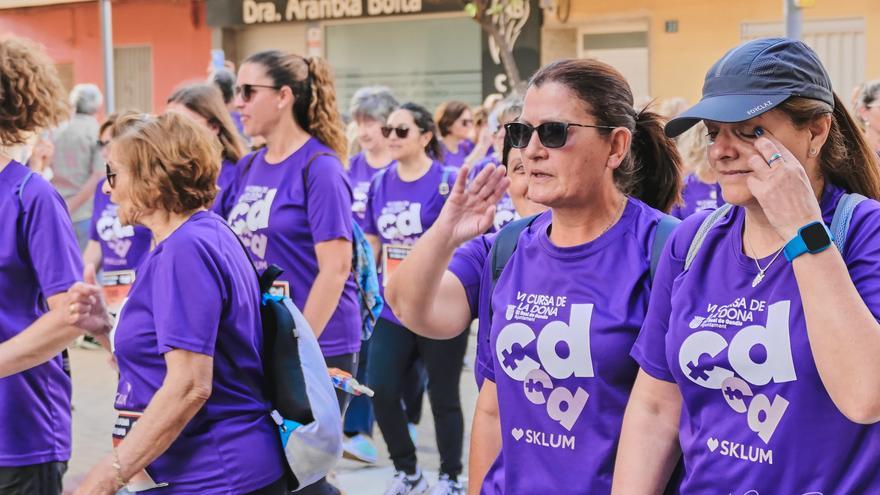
[490,214,540,284]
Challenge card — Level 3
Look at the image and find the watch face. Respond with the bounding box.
[801,222,831,251]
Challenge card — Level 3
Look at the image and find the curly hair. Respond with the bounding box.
[245,50,348,160]
[111,112,220,221]
[0,37,69,146]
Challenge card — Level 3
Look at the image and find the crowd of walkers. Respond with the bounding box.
[3,30,880,495]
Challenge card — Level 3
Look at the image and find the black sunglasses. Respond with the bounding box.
[105,163,117,188]
[97,139,109,148]
[381,125,422,139]
[505,121,617,149]
[234,83,281,103]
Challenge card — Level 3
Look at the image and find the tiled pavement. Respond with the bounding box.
[63,331,479,494]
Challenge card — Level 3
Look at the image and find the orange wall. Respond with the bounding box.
[0,0,213,113]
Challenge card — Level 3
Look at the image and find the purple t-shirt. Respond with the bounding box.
[632,182,880,493]
[364,161,456,326]
[89,178,152,272]
[113,211,284,494]
[476,200,667,494]
[348,152,391,229]
[440,139,475,169]
[447,233,504,495]
[225,139,360,357]
[671,174,722,220]
[217,158,238,199]
[0,161,81,466]
[469,156,517,232]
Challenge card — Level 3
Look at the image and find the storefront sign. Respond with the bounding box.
[481,0,541,99]
[206,0,463,26]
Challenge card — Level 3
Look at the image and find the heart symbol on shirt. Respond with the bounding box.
[707,437,719,452]
[511,428,524,441]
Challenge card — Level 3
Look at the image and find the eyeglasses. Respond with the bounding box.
[105,163,117,188]
[505,121,617,149]
[234,83,281,103]
[381,125,422,139]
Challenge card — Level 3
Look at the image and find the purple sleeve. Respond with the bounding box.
[307,155,353,243]
[23,175,83,297]
[363,174,380,236]
[631,214,704,382]
[89,180,103,242]
[448,234,494,319]
[841,200,880,320]
[475,259,497,384]
[152,240,224,355]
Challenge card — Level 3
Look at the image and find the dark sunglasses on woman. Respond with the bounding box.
[381,125,422,139]
[505,121,616,149]
[105,163,116,188]
[234,83,281,103]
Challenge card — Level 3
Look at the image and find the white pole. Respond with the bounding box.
[100,0,115,113]
[784,0,803,40]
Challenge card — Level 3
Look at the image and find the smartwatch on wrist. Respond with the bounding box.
[783,221,834,262]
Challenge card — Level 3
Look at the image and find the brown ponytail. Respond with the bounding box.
[529,59,682,212]
[244,50,347,161]
[778,95,880,200]
[305,57,348,161]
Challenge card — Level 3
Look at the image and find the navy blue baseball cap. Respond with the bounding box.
[665,38,834,138]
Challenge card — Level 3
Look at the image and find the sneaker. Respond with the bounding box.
[342,433,377,464]
[384,470,428,495]
[408,422,418,444]
[428,474,463,495]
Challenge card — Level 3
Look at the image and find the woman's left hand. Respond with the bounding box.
[745,129,824,241]
[73,456,119,495]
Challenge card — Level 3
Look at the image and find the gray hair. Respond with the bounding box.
[861,80,880,107]
[488,95,523,131]
[349,86,398,123]
[69,83,104,115]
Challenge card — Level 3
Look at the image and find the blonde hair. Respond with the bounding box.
[112,112,220,221]
[675,121,713,182]
[245,50,348,160]
[0,37,69,146]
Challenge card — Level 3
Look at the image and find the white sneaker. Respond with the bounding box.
[428,474,463,495]
[384,470,429,495]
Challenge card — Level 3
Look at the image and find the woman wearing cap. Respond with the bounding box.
[75,112,286,495]
[386,59,681,495]
[614,37,880,494]
[0,36,113,495]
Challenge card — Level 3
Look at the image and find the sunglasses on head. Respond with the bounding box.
[504,121,617,149]
[234,83,281,103]
[381,125,422,139]
[105,163,117,188]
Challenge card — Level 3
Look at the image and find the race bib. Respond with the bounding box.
[269,280,290,298]
[113,411,169,492]
[381,244,413,288]
[102,270,136,315]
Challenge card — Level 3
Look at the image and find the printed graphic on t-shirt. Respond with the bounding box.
[693,188,719,213]
[97,204,137,259]
[227,185,277,269]
[377,201,423,242]
[494,196,518,232]
[679,296,796,465]
[352,181,370,221]
[495,292,595,449]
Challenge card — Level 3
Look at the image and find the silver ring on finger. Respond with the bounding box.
[766,152,783,167]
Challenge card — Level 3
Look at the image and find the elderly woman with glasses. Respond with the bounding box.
[75,112,285,495]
